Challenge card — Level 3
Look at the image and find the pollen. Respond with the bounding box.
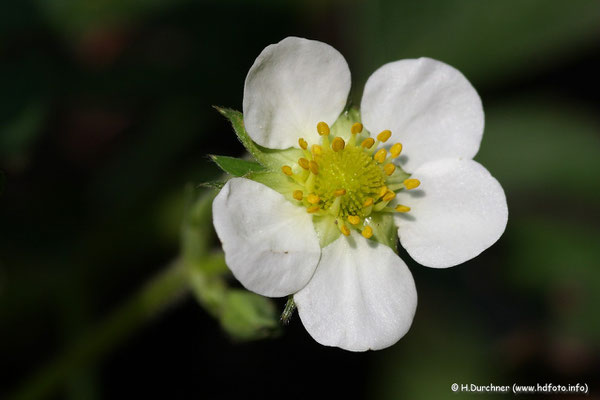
[374,148,387,163]
[309,160,319,175]
[298,157,310,170]
[395,205,411,213]
[361,138,375,149]
[307,205,320,213]
[298,138,308,150]
[347,215,360,225]
[293,190,304,201]
[282,165,293,176]
[340,224,351,236]
[390,143,403,158]
[383,163,396,176]
[334,188,346,197]
[377,130,392,143]
[307,193,320,204]
[362,226,373,239]
[404,178,420,190]
[351,122,363,134]
[331,137,345,152]
[317,121,330,136]
[363,197,374,207]
[382,191,396,202]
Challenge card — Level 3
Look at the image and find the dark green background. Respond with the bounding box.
[1,0,599,398]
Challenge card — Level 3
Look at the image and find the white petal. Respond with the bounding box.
[361,58,484,172]
[294,232,417,351]
[396,158,508,268]
[212,178,321,297]
[243,37,351,149]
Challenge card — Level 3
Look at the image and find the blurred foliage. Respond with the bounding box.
[1,0,599,398]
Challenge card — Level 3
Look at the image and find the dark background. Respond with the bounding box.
[1,0,599,399]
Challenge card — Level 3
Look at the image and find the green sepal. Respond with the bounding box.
[209,154,266,177]
[280,296,296,326]
[220,289,281,341]
[330,107,368,142]
[214,106,303,169]
[367,213,399,253]
[247,170,302,202]
[197,180,225,190]
[312,214,342,248]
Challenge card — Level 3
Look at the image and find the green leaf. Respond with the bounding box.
[209,155,266,177]
[214,106,303,170]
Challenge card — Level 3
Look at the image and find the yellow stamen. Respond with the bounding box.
[293,190,304,201]
[395,205,411,213]
[347,215,360,225]
[383,191,396,202]
[331,137,345,152]
[390,143,403,158]
[307,205,320,214]
[307,193,320,204]
[298,138,308,150]
[361,138,375,149]
[351,122,363,135]
[311,144,322,156]
[377,130,392,143]
[334,188,346,197]
[377,185,388,199]
[281,165,293,176]
[317,121,330,136]
[362,226,373,239]
[383,163,396,176]
[374,148,387,163]
[298,157,309,170]
[404,178,420,190]
[309,160,319,175]
[340,224,350,236]
[363,197,374,207]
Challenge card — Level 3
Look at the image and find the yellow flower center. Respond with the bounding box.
[281,121,420,239]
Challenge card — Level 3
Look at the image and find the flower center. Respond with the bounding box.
[281,121,421,239]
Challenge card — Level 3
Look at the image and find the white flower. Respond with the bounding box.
[212,37,508,351]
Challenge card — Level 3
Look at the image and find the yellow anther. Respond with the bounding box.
[298,138,308,150]
[282,165,293,176]
[404,178,421,190]
[363,197,374,207]
[395,205,411,213]
[383,163,396,176]
[390,143,403,158]
[293,190,304,201]
[362,226,373,239]
[351,122,363,135]
[307,205,320,213]
[307,193,320,204]
[298,157,310,170]
[383,191,396,202]
[377,129,392,142]
[361,138,375,149]
[311,144,322,156]
[331,137,345,152]
[317,121,330,136]
[309,160,319,175]
[377,185,388,199]
[334,188,346,197]
[347,215,360,225]
[340,224,351,236]
[374,148,387,163]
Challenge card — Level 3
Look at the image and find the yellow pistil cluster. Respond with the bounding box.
[281,121,420,240]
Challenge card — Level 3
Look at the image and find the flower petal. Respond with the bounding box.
[294,232,417,351]
[361,58,484,172]
[396,158,508,268]
[212,178,321,297]
[243,37,351,149]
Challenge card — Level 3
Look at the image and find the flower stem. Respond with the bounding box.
[7,258,190,400]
